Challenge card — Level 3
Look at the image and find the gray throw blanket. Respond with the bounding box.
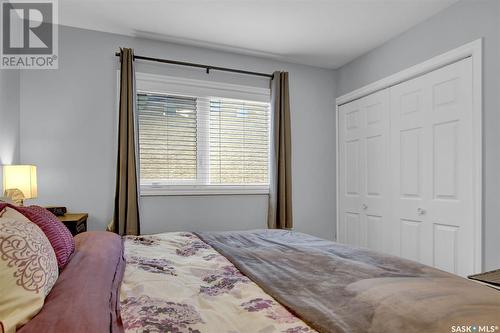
[195,230,500,333]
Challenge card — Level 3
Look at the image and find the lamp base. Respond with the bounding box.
[4,188,25,206]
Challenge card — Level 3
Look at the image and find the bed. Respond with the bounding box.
[17,230,500,333]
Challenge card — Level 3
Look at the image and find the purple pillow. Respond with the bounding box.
[13,205,75,269]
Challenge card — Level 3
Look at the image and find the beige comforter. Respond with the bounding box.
[120,232,316,333]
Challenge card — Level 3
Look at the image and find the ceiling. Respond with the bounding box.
[59,0,458,69]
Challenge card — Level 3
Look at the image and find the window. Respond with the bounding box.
[138,94,198,182]
[136,74,271,195]
[209,98,270,185]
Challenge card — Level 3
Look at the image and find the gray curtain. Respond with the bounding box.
[109,48,140,235]
[268,71,293,229]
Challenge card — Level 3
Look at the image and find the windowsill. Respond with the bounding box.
[140,185,270,196]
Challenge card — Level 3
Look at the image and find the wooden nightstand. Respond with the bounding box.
[57,213,88,236]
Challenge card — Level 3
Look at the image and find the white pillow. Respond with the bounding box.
[0,208,59,333]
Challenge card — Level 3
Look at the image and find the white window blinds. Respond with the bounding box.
[138,93,198,182]
[137,89,270,194]
[209,98,270,185]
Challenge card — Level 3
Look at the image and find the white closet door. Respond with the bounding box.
[391,57,474,276]
[338,98,363,247]
[338,89,391,253]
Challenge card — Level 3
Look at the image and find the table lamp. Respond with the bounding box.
[2,165,37,206]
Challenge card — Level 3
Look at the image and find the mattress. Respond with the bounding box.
[18,230,500,333]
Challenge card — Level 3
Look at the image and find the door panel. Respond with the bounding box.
[367,215,384,252]
[345,212,361,246]
[391,57,474,276]
[433,121,458,200]
[400,219,421,261]
[366,135,383,197]
[363,90,390,252]
[390,74,428,258]
[399,128,422,198]
[338,89,390,253]
[345,139,361,195]
[433,223,458,273]
[338,100,363,245]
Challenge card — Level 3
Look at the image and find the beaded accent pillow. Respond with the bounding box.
[0,208,59,333]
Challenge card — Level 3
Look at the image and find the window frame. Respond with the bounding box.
[135,72,271,196]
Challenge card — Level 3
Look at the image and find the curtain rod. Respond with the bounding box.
[115,52,274,79]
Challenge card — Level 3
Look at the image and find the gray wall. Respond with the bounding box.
[19,26,337,239]
[336,0,500,270]
[0,69,20,193]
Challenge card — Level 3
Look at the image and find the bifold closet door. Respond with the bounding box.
[338,89,391,253]
[391,57,474,276]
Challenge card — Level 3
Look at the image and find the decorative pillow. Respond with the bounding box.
[0,204,75,270]
[16,206,75,270]
[0,208,59,333]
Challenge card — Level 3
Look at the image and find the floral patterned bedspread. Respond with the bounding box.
[120,232,316,333]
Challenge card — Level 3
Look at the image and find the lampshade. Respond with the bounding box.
[2,165,38,199]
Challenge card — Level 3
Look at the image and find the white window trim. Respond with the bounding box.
[136,72,270,103]
[134,73,272,196]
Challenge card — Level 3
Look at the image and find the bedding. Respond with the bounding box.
[120,232,316,333]
[196,230,500,333]
[17,231,124,333]
[16,229,500,333]
[0,208,58,333]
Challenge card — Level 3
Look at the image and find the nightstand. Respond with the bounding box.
[468,269,500,291]
[57,213,88,236]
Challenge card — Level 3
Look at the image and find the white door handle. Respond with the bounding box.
[362,204,368,210]
[417,208,426,215]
